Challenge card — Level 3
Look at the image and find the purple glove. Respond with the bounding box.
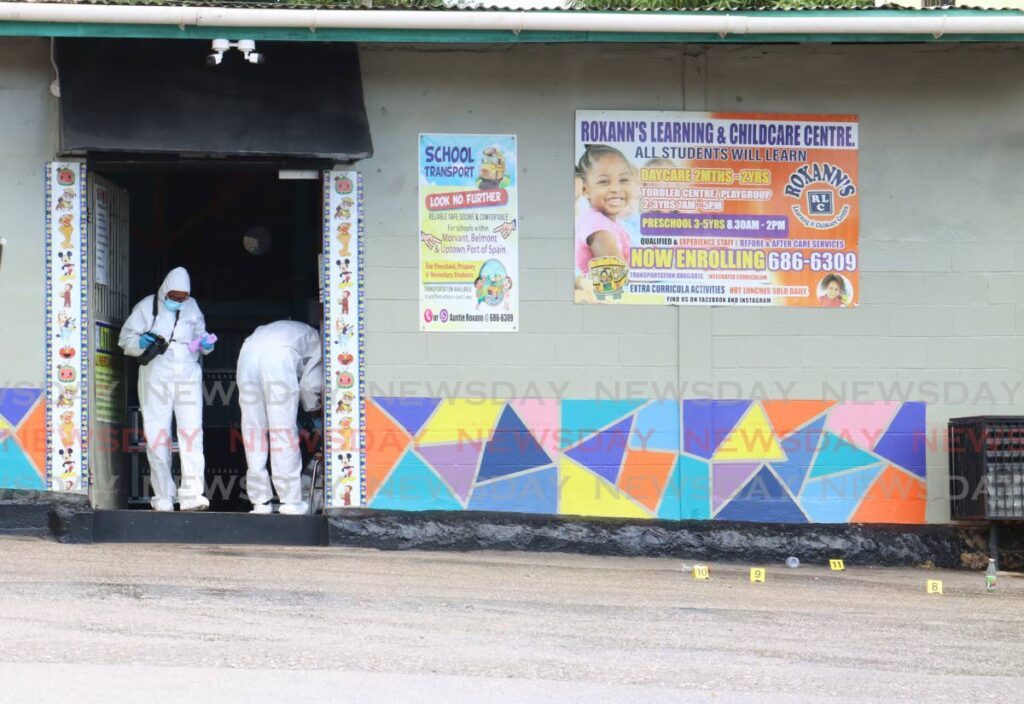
[190,333,217,353]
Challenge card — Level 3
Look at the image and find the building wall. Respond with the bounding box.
[358,42,1024,523]
[0,38,56,490]
[2,39,1023,524]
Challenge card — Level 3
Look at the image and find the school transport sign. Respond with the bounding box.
[573,110,859,307]
[419,134,519,331]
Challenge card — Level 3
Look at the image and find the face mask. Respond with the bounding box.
[164,299,183,312]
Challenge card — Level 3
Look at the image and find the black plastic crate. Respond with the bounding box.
[949,417,1024,520]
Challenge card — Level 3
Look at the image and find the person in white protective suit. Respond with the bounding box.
[118,267,215,512]
[236,320,323,515]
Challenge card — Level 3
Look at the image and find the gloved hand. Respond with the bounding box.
[139,333,156,350]
[199,333,217,352]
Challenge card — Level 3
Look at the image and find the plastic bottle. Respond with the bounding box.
[785,556,800,569]
[985,559,997,590]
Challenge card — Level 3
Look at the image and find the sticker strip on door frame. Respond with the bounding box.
[322,170,364,509]
[45,162,90,493]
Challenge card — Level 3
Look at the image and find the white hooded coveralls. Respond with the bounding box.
[118,268,211,506]
[236,321,323,508]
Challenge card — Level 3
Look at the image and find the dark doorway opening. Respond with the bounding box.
[97,167,323,512]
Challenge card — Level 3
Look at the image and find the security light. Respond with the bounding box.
[206,38,264,66]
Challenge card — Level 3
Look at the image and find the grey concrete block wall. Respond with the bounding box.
[1,39,1023,523]
[0,38,56,386]
[359,43,1024,523]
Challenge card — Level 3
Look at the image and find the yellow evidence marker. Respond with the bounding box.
[829,559,846,571]
[926,580,943,594]
[692,565,710,580]
[750,567,766,583]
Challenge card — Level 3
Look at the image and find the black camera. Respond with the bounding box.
[138,334,169,366]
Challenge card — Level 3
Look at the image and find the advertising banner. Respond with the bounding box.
[573,110,859,307]
[419,134,519,331]
[94,323,124,425]
[94,182,111,287]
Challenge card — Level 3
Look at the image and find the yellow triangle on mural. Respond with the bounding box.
[559,456,650,519]
[712,403,787,462]
[416,399,505,446]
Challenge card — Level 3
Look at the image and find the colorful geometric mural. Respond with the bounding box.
[366,398,927,524]
[0,388,47,490]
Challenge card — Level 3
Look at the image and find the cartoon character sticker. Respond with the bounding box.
[336,223,352,257]
[56,166,76,186]
[58,448,76,490]
[57,251,75,281]
[336,259,352,288]
[335,391,354,414]
[59,411,76,448]
[57,311,77,345]
[334,198,353,220]
[56,383,78,408]
[337,417,354,451]
[55,189,76,211]
[58,214,75,248]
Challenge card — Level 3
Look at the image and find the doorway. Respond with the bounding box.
[90,166,324,512]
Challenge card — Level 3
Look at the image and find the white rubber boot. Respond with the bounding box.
[179,495,210,512]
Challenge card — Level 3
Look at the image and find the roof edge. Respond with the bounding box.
[2,4,1024,43]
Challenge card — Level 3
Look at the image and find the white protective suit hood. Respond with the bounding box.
[159,267,191,302]
[118,266,208,364]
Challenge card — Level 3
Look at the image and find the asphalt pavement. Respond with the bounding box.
[1,537,1021,703]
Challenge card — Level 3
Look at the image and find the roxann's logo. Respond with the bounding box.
[784,162,857,230]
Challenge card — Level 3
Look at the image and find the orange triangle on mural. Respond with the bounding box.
[851,465,926,524]
[761,400,836,439]
[617,449,676,513]
[365,400,411,503]
[14,399,47,478]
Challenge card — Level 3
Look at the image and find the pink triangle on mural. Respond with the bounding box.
[712,462,763,513]
[416,442,483,502]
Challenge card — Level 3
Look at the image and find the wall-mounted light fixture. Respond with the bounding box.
[207,39,264,66]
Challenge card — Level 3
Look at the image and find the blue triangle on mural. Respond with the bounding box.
[0,389,42,429]
[801,464,884,523]
[772,416,826,495]
[560,400,646,449]
[715,466,807,523]
[478,405,553,483]
[631,400,680,452]
[369,449,462,511]
[0,438,45,490]
[809,432,881,480]
[468,466,558,515]
[873,403,926,477]
[683,400,752,459]
[565,415,632,485]
[373,398,441,437]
